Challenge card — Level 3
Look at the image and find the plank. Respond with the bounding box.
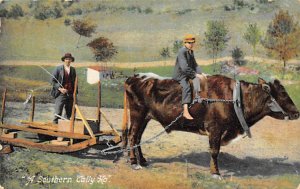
[0,124,91,139]
[75,105,95,138]
[20,121,58,131]
[0,137,97,153]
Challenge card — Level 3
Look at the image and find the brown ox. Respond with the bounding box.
[122,74,299,177]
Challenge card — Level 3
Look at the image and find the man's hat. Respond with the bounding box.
[183,34,196,43]
[61,53,75,62]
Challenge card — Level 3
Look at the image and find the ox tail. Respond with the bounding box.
[121,83,129,151]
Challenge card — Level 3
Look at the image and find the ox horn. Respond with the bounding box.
[262,84,271,93]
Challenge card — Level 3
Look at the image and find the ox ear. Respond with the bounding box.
[273,79,281,86]
[258,77,266,84]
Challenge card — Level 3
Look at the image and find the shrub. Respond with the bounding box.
[7,4,24,19]
[144,7,153,14]
[64,18,71,26]
[224,5,232,11]
[33,1,63,20]
[67,8,82,16]
[62,1,73,9]
[0,8,8,17]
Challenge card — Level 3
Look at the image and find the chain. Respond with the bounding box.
[97,95,237,156]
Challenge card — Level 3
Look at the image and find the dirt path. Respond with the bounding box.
[2,102,300,188]
[0,56,299,68]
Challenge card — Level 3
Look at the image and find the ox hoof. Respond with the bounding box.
[131,164,143,170]
[0,145,14,155]
[211,174,223,180]
[140,161,149,167]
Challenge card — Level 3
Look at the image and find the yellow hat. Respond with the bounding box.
[183,34,196,43]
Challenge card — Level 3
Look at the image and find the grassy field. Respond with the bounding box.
[1,0,300,62]
[0,62,299,109]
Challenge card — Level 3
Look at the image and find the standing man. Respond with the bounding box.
[51,53,77,124]
[173,34,207,120]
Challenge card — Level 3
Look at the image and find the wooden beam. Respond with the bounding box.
[100,109,119,136]
[20,121,58,131]
[0,137,97,153]
[75,117,97,121]
[75,105,95,138]
[0,124,91,139]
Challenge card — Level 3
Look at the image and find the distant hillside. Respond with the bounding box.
[0,0,300,63]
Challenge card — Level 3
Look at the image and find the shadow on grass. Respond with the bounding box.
[68,144,124,162]
[149,152,300,177]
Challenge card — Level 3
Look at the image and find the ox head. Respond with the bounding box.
[258,78,299,120]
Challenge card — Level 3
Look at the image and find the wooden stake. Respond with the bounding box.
[121,87,128,148]
[0,88,7,137]
[97,80,101,128]
[1,88,7,125]
[70,77,78,144]
[29,95,35,122]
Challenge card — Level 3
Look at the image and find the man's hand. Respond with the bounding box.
[58,87,68,94]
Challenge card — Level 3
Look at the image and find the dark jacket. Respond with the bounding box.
[50,65,77,98]
[172,46,202,81]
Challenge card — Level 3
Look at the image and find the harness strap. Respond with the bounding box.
[233,81,252,138]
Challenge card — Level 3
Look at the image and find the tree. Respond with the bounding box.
[243,23,261,61]
[262,10,300,69]
[203,20,230,71]
[172,40,183,55]
[72,19,96,48]
[231,46,245,66]
[8,4,24,19]
[160,47,170,58]
[87,37,118,62]
[160,47,171,66]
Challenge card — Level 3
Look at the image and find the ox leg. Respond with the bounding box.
[128,111,147,167]
[136,118,150,167]
[208,130,222,178]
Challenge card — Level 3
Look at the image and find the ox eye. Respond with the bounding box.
[280,91,287,96]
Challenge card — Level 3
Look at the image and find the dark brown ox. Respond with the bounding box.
[122,74,299,177]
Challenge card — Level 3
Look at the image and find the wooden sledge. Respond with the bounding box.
[0,78,121,154]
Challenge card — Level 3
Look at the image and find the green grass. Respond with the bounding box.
[0,64,299,109]
[190,172,300,189]
[1,0,300,62]
[0,149,113,189]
